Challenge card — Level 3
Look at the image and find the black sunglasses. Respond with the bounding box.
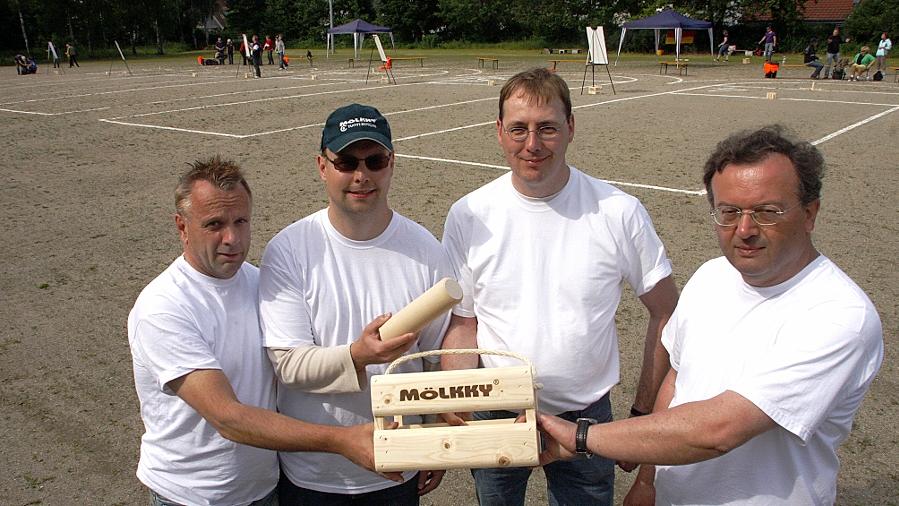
[324,153,392,172]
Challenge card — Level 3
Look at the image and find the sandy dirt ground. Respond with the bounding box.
[1,51,896,505]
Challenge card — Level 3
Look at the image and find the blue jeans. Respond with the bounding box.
[471,393,615,506]
[278,474,419,506]
[806,60,824,78]
[150,487,278,506]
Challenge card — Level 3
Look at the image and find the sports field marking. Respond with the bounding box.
[98,118,243,138]
[0,106,110,116]
[110,82,420,120]
[137,80,351,106]
[0,71,197,92]
[673,92,898,108]
[811,106,899,145]
[394,154,706,195]
[243,96,498,138]
[395,82,731,143]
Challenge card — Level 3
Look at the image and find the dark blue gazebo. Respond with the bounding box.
[615,10,714,64]
[327,19,394,59]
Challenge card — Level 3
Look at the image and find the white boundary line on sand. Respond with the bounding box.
[396,82,730,143]
[811,105,899,145]
[110,82,420,120]
[394,154,707,195]
[243,96,499,138]
[0,74,305,106]
[673,92,899,108]
[0,106,110,116]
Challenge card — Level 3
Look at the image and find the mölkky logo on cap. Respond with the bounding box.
[339,117,378,132]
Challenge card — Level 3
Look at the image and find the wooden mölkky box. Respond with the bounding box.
[371,365,540,471]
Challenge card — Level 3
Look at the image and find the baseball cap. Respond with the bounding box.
[321,103,393,153]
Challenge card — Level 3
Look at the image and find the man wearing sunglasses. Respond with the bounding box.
[440,67,678,505]
[537,125,883,505]
[259,104,452,504]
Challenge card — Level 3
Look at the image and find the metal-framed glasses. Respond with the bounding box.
[710,203,802,227]
[325,152,392,172]
[501,123,562,142]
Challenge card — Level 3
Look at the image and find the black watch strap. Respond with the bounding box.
[575,417,597,457]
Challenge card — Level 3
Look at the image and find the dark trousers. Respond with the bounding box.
[252,56,261,77]
[278,473,419,506]
[69,55,79,67]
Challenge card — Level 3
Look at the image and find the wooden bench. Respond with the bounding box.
[659,60,689,75]
[388,56,425,67]
[547,59,585,70]
[347,58,355,68]
[477,57,499,69]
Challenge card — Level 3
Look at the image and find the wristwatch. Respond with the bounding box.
[575,417,597,458]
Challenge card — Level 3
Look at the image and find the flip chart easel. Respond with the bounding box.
[107,41,133,76]
[583,27,615,95]
[365,35,396,85]
[48,42,63,74]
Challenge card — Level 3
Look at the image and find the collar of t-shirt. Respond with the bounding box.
[512,166,575,210]
[737,253,824,299]
[176,254,243,288]
[322,209,398,249]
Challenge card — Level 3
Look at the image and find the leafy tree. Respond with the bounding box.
[844,0,899,46]
[375,0,440,42]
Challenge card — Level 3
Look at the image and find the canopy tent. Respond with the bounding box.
[615,10,713,64]
[327,19,395,59]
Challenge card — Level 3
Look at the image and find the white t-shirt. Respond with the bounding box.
[655,256,883,505]
[442,167,672,414]
[877,38,891,56]
[128,256,278,506]
[259,209,453,494]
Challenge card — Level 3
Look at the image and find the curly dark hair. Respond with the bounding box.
[702,125,824,206]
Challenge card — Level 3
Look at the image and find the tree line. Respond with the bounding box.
[3,0,895,58]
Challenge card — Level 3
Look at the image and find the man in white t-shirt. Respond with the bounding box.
[259,104,452,504]
[129,156,397,506]
[440,67,678,505]
[537,125,883,505]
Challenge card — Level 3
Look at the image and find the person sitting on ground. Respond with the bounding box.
[804,38,824,79]
[214,37,226,64]
[849,46,876,80]
[14,54,28,75]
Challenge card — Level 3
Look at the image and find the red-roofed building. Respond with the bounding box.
[749,0,859,24]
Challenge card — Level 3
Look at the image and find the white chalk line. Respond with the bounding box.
[673,91,898,107]
[97,118,243,138]
[0,73,303,106]
[244,95,499,138]
[395,82,730,143]
[112,82,421,120]
[811,106,899,145]
[394,154,706,195]
[0,106,111,116]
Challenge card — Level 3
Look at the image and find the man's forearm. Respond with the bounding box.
[633,276,677,413]
[440,314,479,370]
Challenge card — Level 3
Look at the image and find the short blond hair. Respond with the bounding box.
[175,155,251,215]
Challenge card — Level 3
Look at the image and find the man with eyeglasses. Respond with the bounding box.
[258,103,451,504]
[440,67,678,505]
[537,125,883,505]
